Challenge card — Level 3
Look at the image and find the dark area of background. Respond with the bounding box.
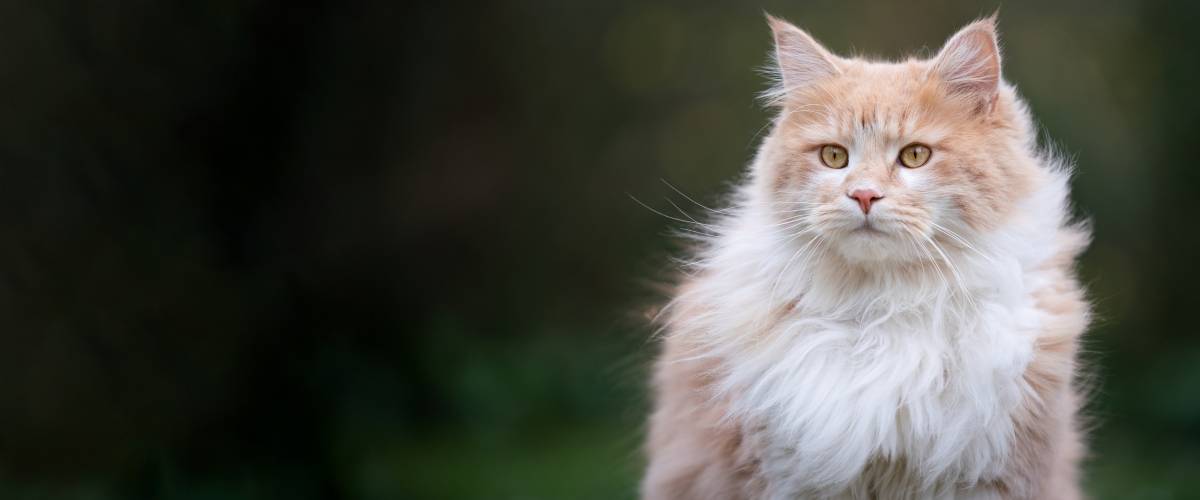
[0,0,1196,498]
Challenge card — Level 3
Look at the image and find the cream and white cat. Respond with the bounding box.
[643,16,1090,500]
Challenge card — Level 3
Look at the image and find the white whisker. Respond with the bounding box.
[628,194,718,235]
[661,179,730,215]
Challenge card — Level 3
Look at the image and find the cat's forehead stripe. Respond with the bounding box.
[788,99,947,146]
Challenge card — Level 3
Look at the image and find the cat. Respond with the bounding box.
[642,15,1090,500]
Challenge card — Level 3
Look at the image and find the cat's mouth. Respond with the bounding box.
[850,220,886,235]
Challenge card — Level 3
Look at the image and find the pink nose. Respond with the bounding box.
[848,188,883,214]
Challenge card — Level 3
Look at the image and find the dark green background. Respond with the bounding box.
[0,0,1195,498]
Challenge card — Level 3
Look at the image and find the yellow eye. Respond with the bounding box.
[819,144,848,169]
[899,144,932,168]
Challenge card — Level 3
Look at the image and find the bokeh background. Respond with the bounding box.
[0,0,1196,498]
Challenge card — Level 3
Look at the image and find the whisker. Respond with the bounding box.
[770,202,827,207]
[628,194,719,234]
[661,179,730,215]
[929,221,995,264]
[664,196,705,226]
[766,230,823,311]
[760,214,811,230]
[914,228,978,311]
[901,226,954,304]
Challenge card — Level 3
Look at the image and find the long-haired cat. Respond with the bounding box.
[642,15,1090,500]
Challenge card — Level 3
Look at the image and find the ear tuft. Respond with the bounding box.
[765,14,839,103]
[931,17,1002,112]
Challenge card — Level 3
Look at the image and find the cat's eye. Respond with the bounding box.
[899,144,932,168]
[819,145,848,169]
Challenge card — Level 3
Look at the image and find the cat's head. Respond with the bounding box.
[759,16,1040,264]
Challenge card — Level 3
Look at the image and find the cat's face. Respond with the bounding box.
[763,17,1034,264]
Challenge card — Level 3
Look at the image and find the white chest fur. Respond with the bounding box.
[676,224,1047,499]
[732,295,1036,498]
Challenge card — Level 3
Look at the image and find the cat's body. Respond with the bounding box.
[642,17,1090,500]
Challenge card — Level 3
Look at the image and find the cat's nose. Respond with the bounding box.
[848,188,884,214]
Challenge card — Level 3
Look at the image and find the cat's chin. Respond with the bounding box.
[829,228,920,264]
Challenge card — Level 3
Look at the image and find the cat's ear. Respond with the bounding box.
[767,15,839,97]
[931,16,1002,112]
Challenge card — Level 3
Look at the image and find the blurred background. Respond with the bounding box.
[0,0,1195,498]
